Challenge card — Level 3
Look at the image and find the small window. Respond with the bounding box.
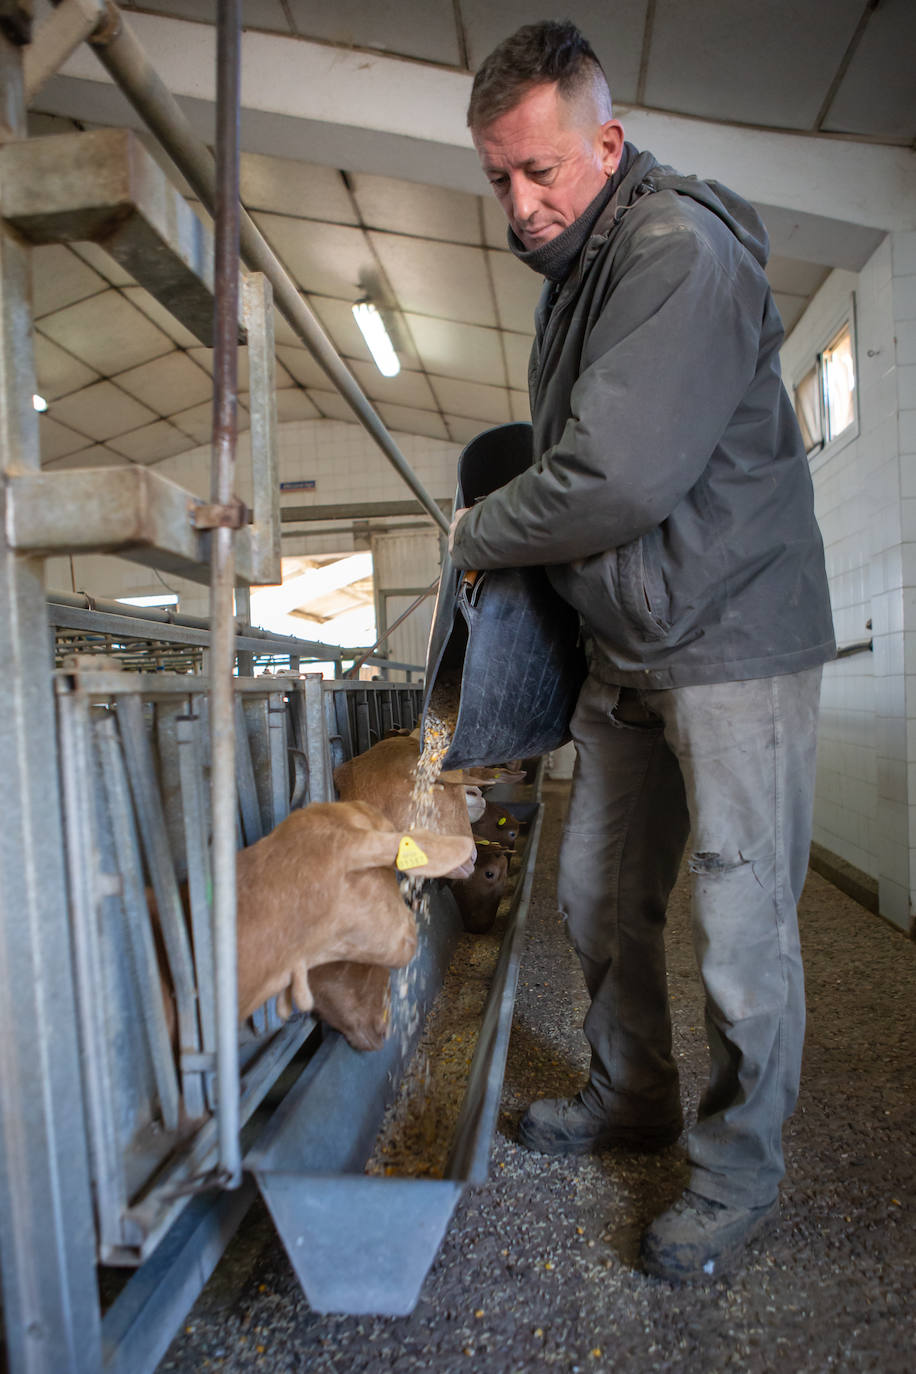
[822,323,855,442]
[792,316,857,458]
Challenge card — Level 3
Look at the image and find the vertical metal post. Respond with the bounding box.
[209,0,242,1189]
[235,585,254,676]
[0,25,103,1374]
[303,674,332,803]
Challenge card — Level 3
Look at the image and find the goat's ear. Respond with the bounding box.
[348,827,474,876]
[437,767,465,784]
[461,769,496,787]
[397,831,474,878]
[347,827,403,871]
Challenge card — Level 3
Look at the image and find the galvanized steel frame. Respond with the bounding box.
[53,666,343,1265]
[0,6,508,1370]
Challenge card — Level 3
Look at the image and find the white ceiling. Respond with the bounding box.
[21,0,916,472]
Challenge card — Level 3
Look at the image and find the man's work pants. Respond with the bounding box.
[557,666,823,1208]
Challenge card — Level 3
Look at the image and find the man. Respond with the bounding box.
[449,21,835,1282]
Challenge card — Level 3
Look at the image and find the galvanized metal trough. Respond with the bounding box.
[247,795,543,1316]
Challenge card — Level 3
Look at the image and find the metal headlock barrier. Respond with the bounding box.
[0,5,541,1372]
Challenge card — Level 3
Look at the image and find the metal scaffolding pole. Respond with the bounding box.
[208,0,243,1189]
[0,19,102,1374]
[84,3,450,537]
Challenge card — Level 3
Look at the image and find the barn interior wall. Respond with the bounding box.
[781,231,916,931]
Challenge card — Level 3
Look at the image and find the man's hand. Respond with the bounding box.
[448,506,471,556]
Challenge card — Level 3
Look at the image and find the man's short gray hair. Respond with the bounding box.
[467,20,612,131]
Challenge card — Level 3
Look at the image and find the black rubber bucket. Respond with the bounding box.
[421,422,586,770]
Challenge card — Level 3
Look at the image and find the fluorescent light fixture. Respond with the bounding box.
[117,594,179,607]
[351,300,400,378]
[32,394,48,412]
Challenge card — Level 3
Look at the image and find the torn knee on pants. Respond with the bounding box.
[688,850,748,876]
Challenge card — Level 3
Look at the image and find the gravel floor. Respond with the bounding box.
[159,780,915,1373]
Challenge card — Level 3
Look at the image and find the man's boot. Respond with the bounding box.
[640,1189,779,1280]
[518,1093,682,1156]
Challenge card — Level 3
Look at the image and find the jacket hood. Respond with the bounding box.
[601,145,770,269]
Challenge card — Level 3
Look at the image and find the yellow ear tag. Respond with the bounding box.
[497,817,506,826]
[396,835,429,871]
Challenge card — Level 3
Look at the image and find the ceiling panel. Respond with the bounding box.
[271,313,301,348]
[31,245,107,319]
[442,414,485,445]
[39,413,91,461]
[305,388,363,423]
[503,331,533,391]
[645,0,867,132]
[39,291,173,376]
[252,214,375,299]
[43,444,131,471]
[241,153,357,223]
[488,250,543,333]
[33,332,100,401]
[345,360,439,411]
[510,390,531,423]
[461,1,649,103]
[275,344,330,390]
[429,376,511,425]
[285,0,461,65]
[136,1,290,31]
[50,380,157,442]
[276,390,322,423]
[370,233,497,328]
[351,174,482,245]
[405,314,505,386]
[122,286,203,349]
[116,353,212,414]
[375,403,449,442]
[822,0,916,141]
[107,420,198,464]
[481,196,511,248]
[171,401,219,446]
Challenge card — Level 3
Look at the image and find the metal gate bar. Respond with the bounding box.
[95,709,184,1135]
[56,689,132,1255]
[176,710,217,1085]
[119,694,207,1120]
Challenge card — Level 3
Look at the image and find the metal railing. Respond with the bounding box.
[47,589,426,677]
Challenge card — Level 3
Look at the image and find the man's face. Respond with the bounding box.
[472,82,624,250]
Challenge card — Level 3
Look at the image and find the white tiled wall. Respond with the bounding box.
[781,231,916,931]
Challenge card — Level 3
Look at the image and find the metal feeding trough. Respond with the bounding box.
[247,794,543,1316]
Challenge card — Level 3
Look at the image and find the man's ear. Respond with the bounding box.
[598,118,625,176]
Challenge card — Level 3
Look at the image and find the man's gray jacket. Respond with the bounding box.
[450,148,836,688]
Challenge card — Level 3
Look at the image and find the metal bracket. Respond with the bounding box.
[189,499,250,532]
